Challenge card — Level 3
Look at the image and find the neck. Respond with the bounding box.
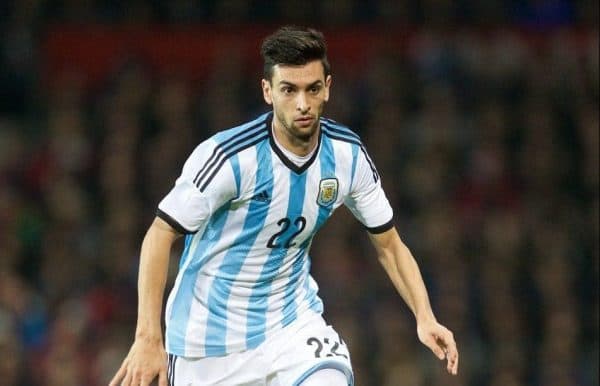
[272,121,319,157]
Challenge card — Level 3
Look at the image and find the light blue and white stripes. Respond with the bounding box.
[160,113,393,357]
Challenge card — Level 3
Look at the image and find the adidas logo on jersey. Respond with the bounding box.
[251,191,271,203]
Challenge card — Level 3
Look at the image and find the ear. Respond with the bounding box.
[262,79,273,105]
[323,75,332,102]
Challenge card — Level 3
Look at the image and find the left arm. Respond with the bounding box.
[369,226,459,375]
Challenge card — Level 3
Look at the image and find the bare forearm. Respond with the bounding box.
[369,227,459,374]
[384,242,434,322]
[109,217,178,386]
[135,218,178,341]
[370,229,436,323]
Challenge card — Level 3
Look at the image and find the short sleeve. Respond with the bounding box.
[157,139,237,234]
[344,147,394,233]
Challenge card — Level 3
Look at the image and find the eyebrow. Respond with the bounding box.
[278,80,323,88]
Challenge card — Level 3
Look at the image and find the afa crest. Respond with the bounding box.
[317,178,339,207]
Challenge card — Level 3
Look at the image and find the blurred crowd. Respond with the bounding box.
[0,0,597,26]
[0,1,598,386]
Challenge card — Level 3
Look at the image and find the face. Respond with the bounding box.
[262,60,332,144]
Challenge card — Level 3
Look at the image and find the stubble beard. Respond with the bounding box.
[277,113,319,146]
[275,103,324,147]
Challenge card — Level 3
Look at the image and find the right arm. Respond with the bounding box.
[109,138,237,386]
[109,217,181,386]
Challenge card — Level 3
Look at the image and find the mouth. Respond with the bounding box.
[294,116,315,126]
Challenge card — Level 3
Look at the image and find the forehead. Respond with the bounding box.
[271,60,326,84]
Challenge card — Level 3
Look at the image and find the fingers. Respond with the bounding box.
[426,336,446,360]
[447,347,459,375]
[423,326,459,375]
[109,360,128,386]
[121,370,133,386]
[109,363,159,386]
[140,374,155,386]
[158,367,168,386]
[123,369,157,386]
[437,331,459,375]
[110,341,167,386]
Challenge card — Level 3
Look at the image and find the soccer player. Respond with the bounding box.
[110,26,458,386]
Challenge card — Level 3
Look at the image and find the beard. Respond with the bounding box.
[291,121,318,141]
[278,116,317,143]
[274,104,324,145]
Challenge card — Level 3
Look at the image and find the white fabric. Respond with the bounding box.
[167,313,353,386]
[299,369,348,386]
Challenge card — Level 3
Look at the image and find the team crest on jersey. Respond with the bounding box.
[317,178,339,207]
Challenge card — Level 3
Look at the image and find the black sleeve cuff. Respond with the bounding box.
[156,209,196,235]
[365,218,395,234]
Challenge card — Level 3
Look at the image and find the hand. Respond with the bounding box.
[109,337,168,386]
[417,319,459,375]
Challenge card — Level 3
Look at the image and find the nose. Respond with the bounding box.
[296,92,310,113]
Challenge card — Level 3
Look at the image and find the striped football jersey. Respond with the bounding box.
[158,112,393,357]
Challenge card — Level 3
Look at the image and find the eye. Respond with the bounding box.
[281,86,295,95]
[309,85,322,94]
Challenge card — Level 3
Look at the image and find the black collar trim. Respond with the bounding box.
[268,114,322,174]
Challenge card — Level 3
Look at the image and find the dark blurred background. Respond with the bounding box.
[0,1,598,385]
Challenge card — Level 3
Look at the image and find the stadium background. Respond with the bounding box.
[0,1,597,385]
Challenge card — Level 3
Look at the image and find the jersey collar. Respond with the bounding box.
[267,113,322,174]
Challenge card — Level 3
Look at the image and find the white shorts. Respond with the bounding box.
[166,313,353,386]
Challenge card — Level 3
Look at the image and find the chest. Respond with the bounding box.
[230,154,350,250]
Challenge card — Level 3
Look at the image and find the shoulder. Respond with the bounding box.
[211,112,271,147]
[183,113,272,176]
[320,117,363,145]
[320,117,380,181]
